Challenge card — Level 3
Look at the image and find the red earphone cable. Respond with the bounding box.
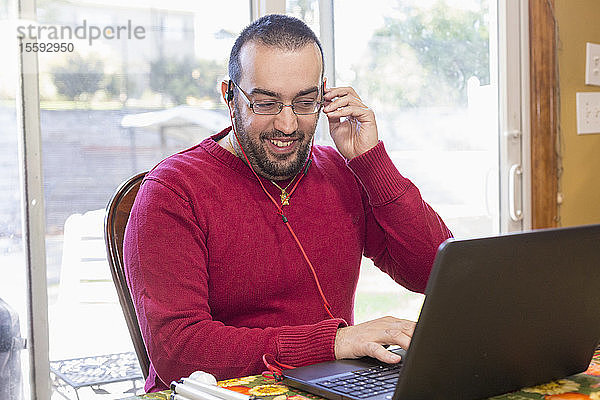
[228,111,334,321]
[281,217,334,319]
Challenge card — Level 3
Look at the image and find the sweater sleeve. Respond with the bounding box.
[124,178,346,390]
[346,141,453,293]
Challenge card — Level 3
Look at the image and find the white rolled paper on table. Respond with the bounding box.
[171,371,257,400]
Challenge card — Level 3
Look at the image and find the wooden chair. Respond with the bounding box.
[104,172,150,379]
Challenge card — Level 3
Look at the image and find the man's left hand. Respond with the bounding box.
[323,86,379,160]
[334,316,415,363]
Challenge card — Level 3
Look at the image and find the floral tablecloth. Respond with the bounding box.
[123,349,600,400]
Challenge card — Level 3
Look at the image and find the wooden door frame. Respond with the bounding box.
[529,0,559,228]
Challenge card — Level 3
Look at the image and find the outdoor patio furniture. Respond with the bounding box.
[51,209,143,399]
[50,352,142,400]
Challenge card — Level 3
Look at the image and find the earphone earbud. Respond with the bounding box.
[226,80,234,103]
[226,80,235,121]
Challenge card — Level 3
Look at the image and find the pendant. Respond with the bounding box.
[280,190,290,206]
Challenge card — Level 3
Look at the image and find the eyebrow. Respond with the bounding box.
[249,86,319,99]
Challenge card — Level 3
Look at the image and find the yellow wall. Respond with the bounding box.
[555,1,600,226]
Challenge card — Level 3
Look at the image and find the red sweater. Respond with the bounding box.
[124,128,452,392]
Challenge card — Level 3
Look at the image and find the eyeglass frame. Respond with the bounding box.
[229,80,324,115]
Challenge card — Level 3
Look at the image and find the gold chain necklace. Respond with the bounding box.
[270,179,295,206]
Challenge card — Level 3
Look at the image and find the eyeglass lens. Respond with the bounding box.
[252,100,320,115]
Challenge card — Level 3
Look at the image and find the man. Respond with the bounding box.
[124,14,452,392]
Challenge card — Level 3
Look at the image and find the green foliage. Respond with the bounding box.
[104,74,141,102]
[354,0,490,107]
[50,53,104,100]
[105,74,122,99]
[287,0,317,21]
[149,57,224,105]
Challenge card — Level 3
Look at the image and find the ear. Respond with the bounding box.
[221,80,233,106]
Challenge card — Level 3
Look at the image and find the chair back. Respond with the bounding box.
[104,172,150,379]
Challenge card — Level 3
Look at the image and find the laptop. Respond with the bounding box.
[283,224,600,400]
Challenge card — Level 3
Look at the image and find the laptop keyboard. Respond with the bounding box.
[316,363,403,398]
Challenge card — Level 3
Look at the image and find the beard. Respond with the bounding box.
[232,105,317,180]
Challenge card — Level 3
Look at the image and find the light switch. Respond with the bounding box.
[585,42,600,86]
[576,92,600,134]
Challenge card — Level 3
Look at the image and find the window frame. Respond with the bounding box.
[529,0,559,229]
[17,0,52,397]
[499,0,533,232]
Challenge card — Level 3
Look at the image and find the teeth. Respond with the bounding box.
[270,139,293,148]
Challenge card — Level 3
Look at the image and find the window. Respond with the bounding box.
[39,0,249,381]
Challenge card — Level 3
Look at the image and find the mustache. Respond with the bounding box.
[260,130,305,141]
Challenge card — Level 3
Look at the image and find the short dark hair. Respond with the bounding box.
[228,14,324,84]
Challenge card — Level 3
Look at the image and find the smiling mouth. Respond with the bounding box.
[269,139,295,148]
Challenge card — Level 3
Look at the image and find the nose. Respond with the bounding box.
[273,105,298,135]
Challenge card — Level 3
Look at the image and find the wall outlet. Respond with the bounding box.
[586,42,600,86]
[576,92,600,135]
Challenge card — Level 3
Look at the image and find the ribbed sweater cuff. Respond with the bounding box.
[347,141,412,206]
[277,318,347,367]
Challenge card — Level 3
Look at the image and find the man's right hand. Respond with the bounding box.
[334,316,416,364]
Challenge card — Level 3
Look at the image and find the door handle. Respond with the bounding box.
[508,163,523,222]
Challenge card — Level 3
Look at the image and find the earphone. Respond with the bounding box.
[225,79,334,321]
[226,79,234,103]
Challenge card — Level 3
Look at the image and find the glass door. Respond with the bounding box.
[287,0,510,322]
[15,1,250,398]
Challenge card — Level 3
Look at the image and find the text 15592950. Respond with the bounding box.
[20,42,74,53]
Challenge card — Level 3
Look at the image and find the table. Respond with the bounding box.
[51,352,143,400]
[123,349,600,400]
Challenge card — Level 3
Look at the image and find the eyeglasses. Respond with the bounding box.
[231,80,323,115]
